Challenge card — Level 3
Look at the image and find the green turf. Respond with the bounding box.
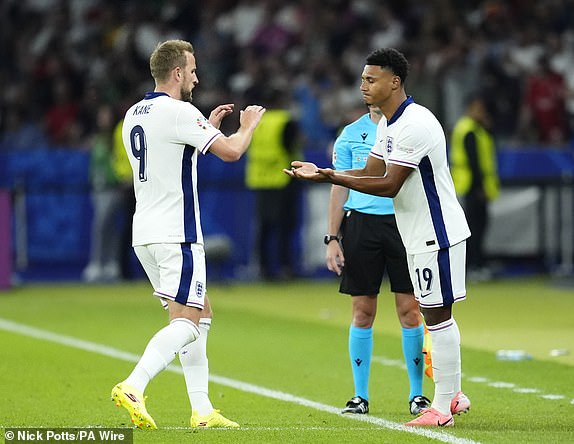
[0,277,572,443]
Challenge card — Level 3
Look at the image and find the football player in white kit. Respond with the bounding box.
[286,48,471,427]
[111,40,265,429]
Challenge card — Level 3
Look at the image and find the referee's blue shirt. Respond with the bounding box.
[332,113,395,215]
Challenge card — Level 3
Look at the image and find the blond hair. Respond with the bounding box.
[149,40,194,83]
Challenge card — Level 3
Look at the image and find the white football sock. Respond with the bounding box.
[124,318,200,393]
[451,318,462,394]
[179,317,213,416]
[428,317,461,415]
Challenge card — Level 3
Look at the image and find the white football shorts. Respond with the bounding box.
[134,243,206,310]
[407,240,467,308]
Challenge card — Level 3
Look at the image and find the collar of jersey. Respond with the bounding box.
[388,95,414,126]
[144,92,170,100]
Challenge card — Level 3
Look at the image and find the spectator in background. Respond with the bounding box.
[44,78,81,147]
[479,52,522,144]
[4,0,574,153]
[83,104,125,282]
[245,87,301,280]
[292,66,337,154]
[439,38,481,134]
[547,31,574,139]
[0,107,48,151]
[517,54,570,145]
[450,94,500,281]
[82,101,134,282]
[111,114,137,280]
[406,52,440,115]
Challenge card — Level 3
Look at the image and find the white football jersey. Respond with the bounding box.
[370,97,470,254]
[122,92,223,246]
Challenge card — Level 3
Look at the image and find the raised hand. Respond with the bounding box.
[240,105,266,130]
[208,104,234,128]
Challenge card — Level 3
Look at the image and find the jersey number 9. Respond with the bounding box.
[130,125,147,182]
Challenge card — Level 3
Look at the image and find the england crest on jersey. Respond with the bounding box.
[386,136,394,154]
[195,281,204,298]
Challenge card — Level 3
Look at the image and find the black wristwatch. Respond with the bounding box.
[324,234,339,245]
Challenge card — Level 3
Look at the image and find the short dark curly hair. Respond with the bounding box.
[365,48,409,84]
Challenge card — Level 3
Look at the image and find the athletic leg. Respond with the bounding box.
[179,296,239,427]
[384,214,427,406]
[395,292,424,400]
[124,309,201,392]
[420,306,460,416]
[111,243,204,429]
[339,212,383,414]
[405,243,467,426]
[349,295,377,400]
[180,297,214,416]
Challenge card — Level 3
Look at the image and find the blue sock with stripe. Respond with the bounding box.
[402,325,425,400]
[349,325,373,400]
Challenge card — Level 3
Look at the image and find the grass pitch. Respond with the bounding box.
[0,277,573,443]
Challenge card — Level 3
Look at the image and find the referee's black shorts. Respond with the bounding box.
[339,211,413,296]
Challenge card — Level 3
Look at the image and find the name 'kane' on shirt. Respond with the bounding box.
[122,92,223,246]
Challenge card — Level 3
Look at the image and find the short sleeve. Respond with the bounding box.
[175,103,223,154]
[332,128,352,170]
[369,118,387,161]
[387,123,432,169]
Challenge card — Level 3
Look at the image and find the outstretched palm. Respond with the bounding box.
[284,161,332,182]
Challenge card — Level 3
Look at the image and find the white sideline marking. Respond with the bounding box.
[0,318,477,444]
[488,382,515,389]
[540,394,565,400]
[466,377,488,383]
[374,356,573,404]
[372,356,406,369]
[513,388,540,394]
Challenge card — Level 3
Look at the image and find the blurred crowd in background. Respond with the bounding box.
[1,0,574,154]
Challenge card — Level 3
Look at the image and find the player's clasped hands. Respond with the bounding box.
[283,161,334,182]
[209,104,266,130]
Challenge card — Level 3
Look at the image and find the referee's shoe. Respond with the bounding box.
[341,396,369,414]
[409,395,432,415]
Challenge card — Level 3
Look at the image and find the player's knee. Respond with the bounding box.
[352,311,375,328]
[170,317,200,346]
[398,309,422,329]
[420,306,451,326]
[168,300,202,324]
[200,307,213,319]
